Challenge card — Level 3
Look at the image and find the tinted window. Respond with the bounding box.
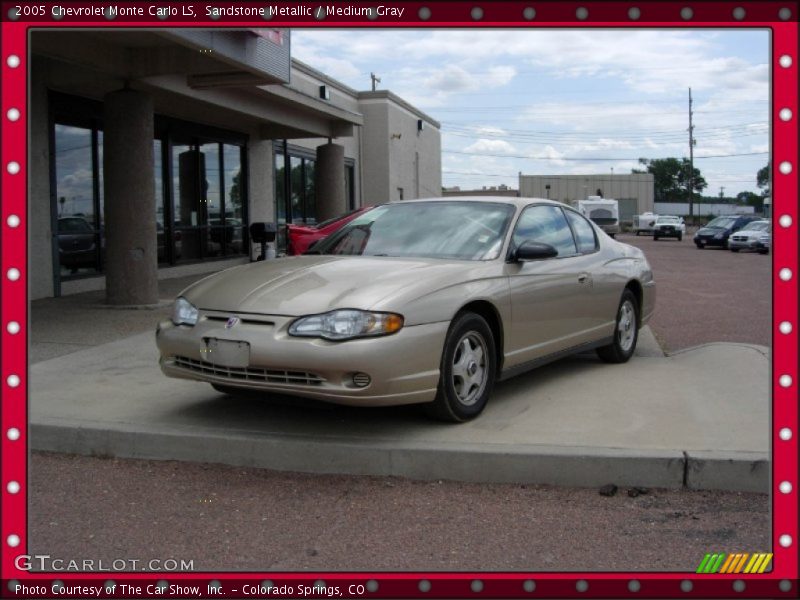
[513,205,578,257]
[565,210,598,253]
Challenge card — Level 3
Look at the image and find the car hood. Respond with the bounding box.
[182,255,486,316]
[732,230,761,239]
[696,227,727,235]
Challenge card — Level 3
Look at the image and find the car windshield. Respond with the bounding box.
[657,217,681,224]
[58,217,93,233]
[742,221,769,232]
[314,208,366,229]
[706,217,737,228]
[311,201,516,260]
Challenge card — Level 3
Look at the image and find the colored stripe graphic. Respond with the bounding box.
[698,552,773,574]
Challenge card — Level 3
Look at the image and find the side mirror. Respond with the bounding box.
[513,240,558,261]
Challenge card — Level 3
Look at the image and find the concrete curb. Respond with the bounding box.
[31,421,688,489]
[685,451,770,493]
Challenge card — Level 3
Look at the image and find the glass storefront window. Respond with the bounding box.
[54,124,101,277]
[223,144,245,255]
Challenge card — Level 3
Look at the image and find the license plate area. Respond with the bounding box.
[203,338,251,368]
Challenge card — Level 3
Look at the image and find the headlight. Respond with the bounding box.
[289,309,404,341]
[714,233,724,239]
[172,297,199,326]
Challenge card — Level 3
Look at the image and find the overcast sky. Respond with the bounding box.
[292,28,770,198]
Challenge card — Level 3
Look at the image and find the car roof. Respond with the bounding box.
[390,196,569,210]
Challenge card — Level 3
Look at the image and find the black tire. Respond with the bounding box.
[635,231,640,236]
[653,235,659,241]
[696,242,704,249]
[758,249,768,254]
[677,233,683,241]
[730,247,740,253]
[424,312,497,422]
[596,289,639,364]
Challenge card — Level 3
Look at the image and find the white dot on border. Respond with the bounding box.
[7,428,21,441]
[779,321,793,335]
[7,268,20,282]
[523,580,536,592]
[779,481,792,494]
[628,7,641,20]
[733,580,746,593]
[7,481,20,494]
[7,534,20,548]
[779,161,793,175]
[779,214,793,228]
[471,7,483,20]
[680,580,693,592]
[779,428,793,441]
[780,108,793,121]
[6,108,20,122]
[779,55,793,68]
[629,580,641,592]
[576,7,588,19]
[779,268,793,282]
[680,7,693,19]
[418,580,431,592]
[576,580,589,592]
[471,580,483,593]
[366,580,379,592]
[6,55,21,68]
[6,161,20,175]
[779,374,793,388]
[7,321,21,335]
[522,7,536,20]
[6,374,20,388]
[779,534,792,547]
[780,579,793,592]
[6,214,20,228]
[732,7,745,19]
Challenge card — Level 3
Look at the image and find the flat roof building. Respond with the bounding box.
[519,173,655,223]
[30,29,441,300]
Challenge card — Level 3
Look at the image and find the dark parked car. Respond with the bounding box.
[693,215,761,249]
[57,216,97,272]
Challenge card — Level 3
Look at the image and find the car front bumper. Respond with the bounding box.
[728,238,760,250]
[156,311,449,407]
[694,234,727,247]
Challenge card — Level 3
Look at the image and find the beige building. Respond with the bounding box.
[519,174,655,223]
[29,29,441,300]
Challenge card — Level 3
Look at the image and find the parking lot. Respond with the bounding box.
[27,231,772,572]
[619,231,771,352]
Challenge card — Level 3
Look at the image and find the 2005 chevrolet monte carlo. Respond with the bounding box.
[156,198,655,422]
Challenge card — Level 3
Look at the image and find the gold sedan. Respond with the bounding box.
[157,198,655,422]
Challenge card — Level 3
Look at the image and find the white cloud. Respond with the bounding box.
[463,139,517,155]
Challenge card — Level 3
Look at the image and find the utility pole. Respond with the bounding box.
[719,186,725,200]
[370,72,381,91]
[688,87,695,220]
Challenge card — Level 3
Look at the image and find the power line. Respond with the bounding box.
[442,149,768,161]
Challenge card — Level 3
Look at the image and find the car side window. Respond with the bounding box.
[564,210,598,254]
[512,205,578,257]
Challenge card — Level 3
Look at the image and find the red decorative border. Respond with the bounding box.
[1,2,797,599]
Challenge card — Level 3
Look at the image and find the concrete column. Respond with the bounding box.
[103,89,157,305]
[314,142,345,222]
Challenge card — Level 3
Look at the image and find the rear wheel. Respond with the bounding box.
[696,242,704,249]
[425,312,496,422]
[597,290,639,364]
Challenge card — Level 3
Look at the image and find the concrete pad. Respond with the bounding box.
[29,327,769,492]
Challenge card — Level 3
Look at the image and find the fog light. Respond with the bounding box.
[352,372,371,388]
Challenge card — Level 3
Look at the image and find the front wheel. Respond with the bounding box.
[677,233,683,241]
[597,290,639,364]
[653,235,659,241]
[730,247,740,253]
[695,242,704,249]
[425,312,496,422]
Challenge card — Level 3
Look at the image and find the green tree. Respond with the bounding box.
[737,191,764,212]
[632,157,708,202]
[757,163,770,197]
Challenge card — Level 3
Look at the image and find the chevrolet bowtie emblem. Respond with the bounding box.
[225,316,240,329]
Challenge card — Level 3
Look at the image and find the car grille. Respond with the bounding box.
[172,356,324,386]
[731,236,748,242]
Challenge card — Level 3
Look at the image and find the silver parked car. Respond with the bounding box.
[157,198,656,421]
[729,220,770,252]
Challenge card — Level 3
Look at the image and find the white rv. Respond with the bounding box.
[573,196,620,238]
[632,212,659,236]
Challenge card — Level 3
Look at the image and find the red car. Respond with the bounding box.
[286,206,373,255]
